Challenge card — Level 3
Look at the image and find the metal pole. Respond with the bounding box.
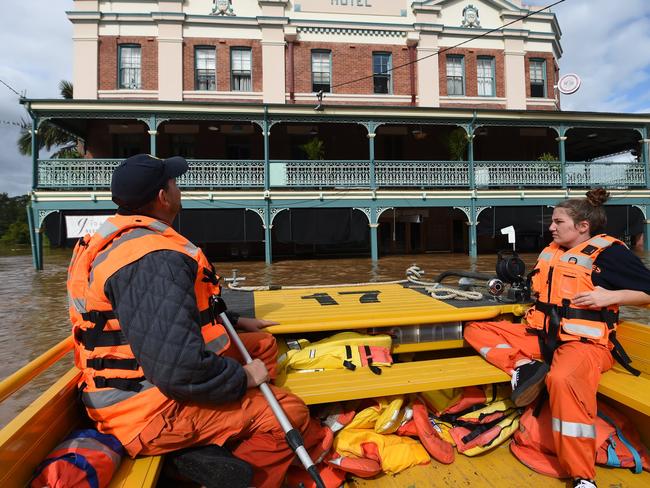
[212,297,324,488]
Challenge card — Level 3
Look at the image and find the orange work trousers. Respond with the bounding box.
[464,321,614,480]
[124,332,324,488]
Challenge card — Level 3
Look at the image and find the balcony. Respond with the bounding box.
[36,158,647,190]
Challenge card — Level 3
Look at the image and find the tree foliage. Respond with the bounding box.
[0,193,30,245]
[18,80,81,158]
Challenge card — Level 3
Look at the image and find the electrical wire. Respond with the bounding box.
[0,78,22,97]
[329,0,565,91]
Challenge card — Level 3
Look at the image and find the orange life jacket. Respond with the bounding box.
[525,235,621,346]
[67,214,229,444]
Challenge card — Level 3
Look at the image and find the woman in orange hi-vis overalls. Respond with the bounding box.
[465,189,650,488]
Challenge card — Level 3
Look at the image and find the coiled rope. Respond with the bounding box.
[227,266,484,300]
[405,265,483,301]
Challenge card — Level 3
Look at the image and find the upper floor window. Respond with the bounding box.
[118,45,141,89]
[231,48,252,91]
[446,55,464,96]
[477,56,495,97]
[312,50,332,93]
[530,59,546,98]
[195,47,216,91]
[373,52,392,94]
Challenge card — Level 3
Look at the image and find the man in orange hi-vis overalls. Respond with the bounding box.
[67,154,330,488]
[465,189,650,488]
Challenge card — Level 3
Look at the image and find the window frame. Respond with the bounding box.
[446,55,465,96]
[476,56,496,97]
[194,46,217,91]
[311,49,332,93]
[529,58,547,98]
[118,44,142,90]
[372,52,393,95]
[230,47,253,92]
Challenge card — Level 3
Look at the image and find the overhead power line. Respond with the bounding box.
[0,77,22,97]
[330,0,565,91]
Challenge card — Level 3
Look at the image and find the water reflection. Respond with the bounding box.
[1,248,648,427]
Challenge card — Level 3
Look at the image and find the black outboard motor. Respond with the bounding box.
[495,250,530,302]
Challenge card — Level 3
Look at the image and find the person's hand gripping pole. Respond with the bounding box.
[210,295,325,488]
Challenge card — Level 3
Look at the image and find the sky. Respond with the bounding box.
[0,0,649,196]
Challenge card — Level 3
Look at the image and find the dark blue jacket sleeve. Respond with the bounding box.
[104,250,247,405]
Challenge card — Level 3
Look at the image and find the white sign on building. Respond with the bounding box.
[65,215,110,238]
[295,0,406,17]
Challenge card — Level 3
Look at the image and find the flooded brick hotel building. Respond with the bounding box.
[24,0,650,268]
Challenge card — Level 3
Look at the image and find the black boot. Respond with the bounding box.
[510,360,549,407]
[165,445,253,488]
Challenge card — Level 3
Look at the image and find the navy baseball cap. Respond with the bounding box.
[111,154,188,210]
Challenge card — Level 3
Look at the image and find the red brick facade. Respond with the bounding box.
[98,36,158,91]
[286,41,412,96]
[182,38,263,92]
[438,48,506,98]
[95,34,557,110]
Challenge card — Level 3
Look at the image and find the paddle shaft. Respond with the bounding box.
[215,304,325,488]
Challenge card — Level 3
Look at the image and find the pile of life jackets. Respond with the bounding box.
[279,332,649,486]
[427,383,522,457]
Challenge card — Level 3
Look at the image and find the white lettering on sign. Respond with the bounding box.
[296,0,404,17]
[330,0,373,7]
[65,215,110,238]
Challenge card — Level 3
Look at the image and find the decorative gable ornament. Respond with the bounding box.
[461,5,481,28]
[211,0,235,16]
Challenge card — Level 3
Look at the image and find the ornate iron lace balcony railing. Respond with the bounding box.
[474,161,562,187]
[38,158,122,189]
[36,158,646,190]
[565,161,646,188]
[270,160,371,187]
[376,160,469,187]
[37,159,265,189]
[473,160,646,188]
[178,160,264,188]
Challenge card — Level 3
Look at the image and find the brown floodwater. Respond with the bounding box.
[1,247,648,428]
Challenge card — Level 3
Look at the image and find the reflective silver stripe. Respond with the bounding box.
[563,322,604,339]
[81,380,155,409]
[148,220,169,233]
[71,296,87,314]
[588,236,613,249]
[184,241,199,258]
[552,417,596,438]
[89,228,158,284]
[96,220,119,239]
[55,437,121,467]
[496,343,512,349]
[480,347,491,358]
[205,335,229,353]
[559,253,593,270]
[538,251,553,261]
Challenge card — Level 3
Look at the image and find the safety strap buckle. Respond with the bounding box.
[93,376,145,392]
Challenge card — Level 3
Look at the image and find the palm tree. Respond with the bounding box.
[18,80,81,158]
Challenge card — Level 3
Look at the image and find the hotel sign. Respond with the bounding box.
[295,1,406,17]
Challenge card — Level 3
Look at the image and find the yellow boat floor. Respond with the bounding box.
[347,444,649,487]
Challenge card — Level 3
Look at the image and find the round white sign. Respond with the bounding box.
[557,73,581,95]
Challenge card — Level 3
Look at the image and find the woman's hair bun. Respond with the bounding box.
[585,188,610,207]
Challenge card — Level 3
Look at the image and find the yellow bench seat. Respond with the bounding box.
[281,355,650,417]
